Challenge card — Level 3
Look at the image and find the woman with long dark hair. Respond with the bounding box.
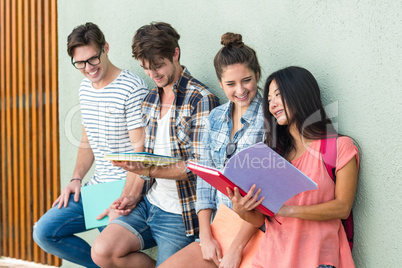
[229,66,359,268]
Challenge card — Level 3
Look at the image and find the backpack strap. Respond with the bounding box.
[321,137,354,251]
[321,137,337,181]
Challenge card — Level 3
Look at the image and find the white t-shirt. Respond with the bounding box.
[79,69,149,185]
[147,106,181,214]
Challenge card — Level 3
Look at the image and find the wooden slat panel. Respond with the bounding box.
[44,0,51,203]
[36,1,46,263]
[0,0,7,256]
[30,0,39,262]
[11,0,21,259]
[17,0,26,260]
[1,0,60,265]
[5,0,13,258]
[43,1,52,264]
[23,0,33,261]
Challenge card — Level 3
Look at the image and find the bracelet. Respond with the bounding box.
[142,166,154,179]
[148,165,154,179]
[142,166,150,177]
[70,178,82,183]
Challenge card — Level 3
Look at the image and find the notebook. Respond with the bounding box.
[188,142,317,216]
[81,179,126,229]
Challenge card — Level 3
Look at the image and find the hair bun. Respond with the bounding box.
[221,32,244,48]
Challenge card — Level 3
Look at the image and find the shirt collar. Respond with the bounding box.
[172,65,190,94]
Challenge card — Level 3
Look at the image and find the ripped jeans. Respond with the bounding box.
[33,194,103,268]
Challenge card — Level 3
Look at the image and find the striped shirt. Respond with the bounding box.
[141,66,220,236]
[79,69,149,185]
[196,92,265,214]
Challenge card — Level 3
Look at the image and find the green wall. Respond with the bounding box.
[58,0,402,267]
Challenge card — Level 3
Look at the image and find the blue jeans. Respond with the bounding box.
[112,196,195,266]
[33,194,103,268]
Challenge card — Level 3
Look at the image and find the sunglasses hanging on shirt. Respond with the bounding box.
[224,141,237,166]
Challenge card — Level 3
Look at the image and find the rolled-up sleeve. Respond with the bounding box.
[196,116,218,213]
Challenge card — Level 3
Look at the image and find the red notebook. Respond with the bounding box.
[188,142,318,216]
[188,161,275,216]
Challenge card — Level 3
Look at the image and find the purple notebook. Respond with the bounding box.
[222,142,317,214]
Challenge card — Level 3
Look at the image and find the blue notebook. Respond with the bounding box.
[81,179,126,229]
[103,152,181,166]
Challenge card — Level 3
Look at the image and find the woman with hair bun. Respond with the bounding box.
[160,33,265,268]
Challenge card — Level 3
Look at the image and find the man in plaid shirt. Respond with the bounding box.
[91,22,220,267]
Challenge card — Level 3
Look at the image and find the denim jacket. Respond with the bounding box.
[196,92,265,215]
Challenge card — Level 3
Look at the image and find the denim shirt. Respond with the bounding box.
[196,92,265,215]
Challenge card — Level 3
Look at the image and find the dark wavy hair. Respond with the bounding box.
[132,22,180,69]
[67,22,105,57]
[262,66,337,157]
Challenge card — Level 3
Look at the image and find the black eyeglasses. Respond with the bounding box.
[71,48,103,69]
[224,141,237,166]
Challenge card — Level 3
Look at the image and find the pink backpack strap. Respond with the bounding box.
[321,136,354,250]
[321,137,337,180]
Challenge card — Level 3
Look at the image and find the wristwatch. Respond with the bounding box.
[140,166,153,181]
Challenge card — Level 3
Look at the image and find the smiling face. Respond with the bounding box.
[141,57,177,89]
[219,63,259,112]
[140,47,181,90]
[268,80,290,125]
[72,42,110,88]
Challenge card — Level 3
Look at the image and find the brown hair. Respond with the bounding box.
[131,22,180,68]
[214,32,261,81]
[67,22,105,57]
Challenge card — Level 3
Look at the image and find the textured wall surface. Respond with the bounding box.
[58,0,402,267]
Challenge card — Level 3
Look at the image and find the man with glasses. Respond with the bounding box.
[33,22,149,268]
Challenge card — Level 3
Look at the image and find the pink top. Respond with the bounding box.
[252,137,359,268]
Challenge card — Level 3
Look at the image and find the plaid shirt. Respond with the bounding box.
[141,66,220,236]
[196,92,265,214]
